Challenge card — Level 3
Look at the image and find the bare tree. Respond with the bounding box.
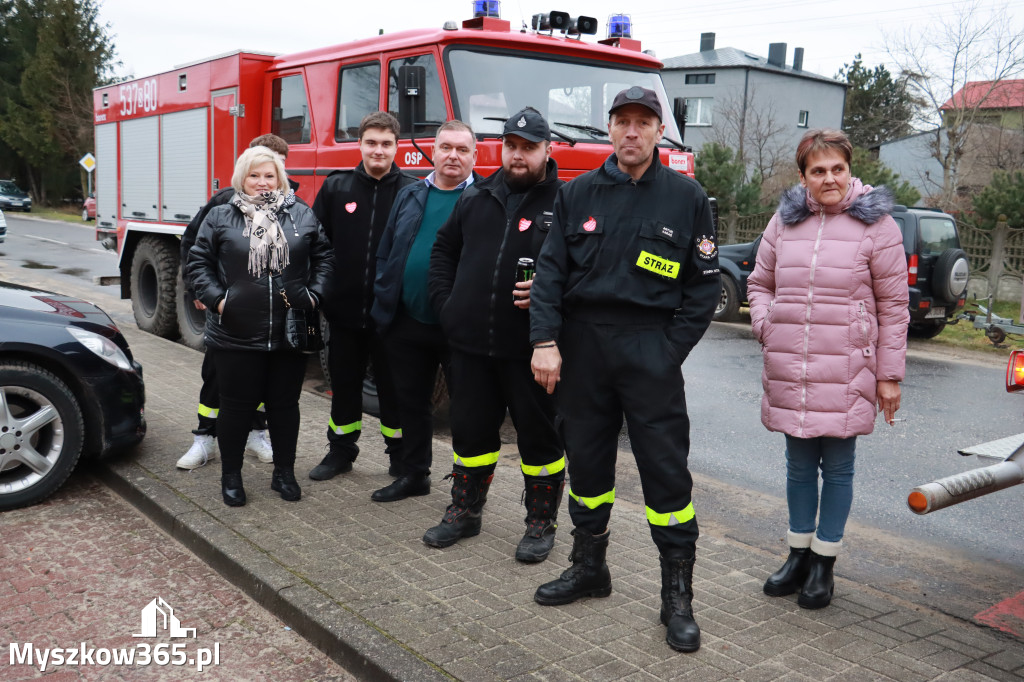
[887,1,1024,210]
[707,85,789,185]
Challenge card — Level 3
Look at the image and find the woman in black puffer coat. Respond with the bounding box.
[187,146,334,507]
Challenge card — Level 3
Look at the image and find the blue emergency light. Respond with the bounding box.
[607,14,632,39]
[473,0,501,18]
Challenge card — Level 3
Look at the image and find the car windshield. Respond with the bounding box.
[0,181,19,194]
[918,216,959,256]
[445,48,682,143]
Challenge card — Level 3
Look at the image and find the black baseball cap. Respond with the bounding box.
[502,107,551,143]
[608,86,663,120]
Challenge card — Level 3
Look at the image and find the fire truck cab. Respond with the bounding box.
[93,8,697,349]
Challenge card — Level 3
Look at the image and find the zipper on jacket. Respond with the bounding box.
[266,276,274,350]
[858,300,868,347]
[798,210,827,434]
[363,184,379,324]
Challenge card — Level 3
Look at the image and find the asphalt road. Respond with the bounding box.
[3,213,1022,628]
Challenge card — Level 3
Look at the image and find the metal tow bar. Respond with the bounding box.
[907,435,1024,514]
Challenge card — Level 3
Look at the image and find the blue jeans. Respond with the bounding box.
[784,435,857,543]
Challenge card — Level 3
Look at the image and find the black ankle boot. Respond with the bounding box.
[534,529,612,606]
[515,475,564,563]
[763,547,811,597]
[309,443,356,480]
[660,553,701,652]
[422,470,492,548]
[221,472,246,507]
[798,551,836,609]
[271,467,301,501]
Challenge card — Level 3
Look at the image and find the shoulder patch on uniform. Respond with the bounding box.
[697,234,717,260]
[345,202,357,214]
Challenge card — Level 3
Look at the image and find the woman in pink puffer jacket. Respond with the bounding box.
[747,129,909,610]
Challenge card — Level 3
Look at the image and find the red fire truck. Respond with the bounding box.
[93,7,700,349]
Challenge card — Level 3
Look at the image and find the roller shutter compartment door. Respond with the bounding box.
[120,117,160,221]
[161,109,208,223]
[95,123,118,228]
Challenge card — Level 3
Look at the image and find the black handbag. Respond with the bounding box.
[279,288,324,353]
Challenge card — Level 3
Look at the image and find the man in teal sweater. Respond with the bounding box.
[370,120,479,502]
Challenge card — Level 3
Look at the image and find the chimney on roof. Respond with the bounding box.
[700,32,715,52]
[793,47,804,71]
[767,42,787,68]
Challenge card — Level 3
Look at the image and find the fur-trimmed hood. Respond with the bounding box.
[778,179,894,226]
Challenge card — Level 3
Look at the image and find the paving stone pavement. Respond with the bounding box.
[0,474,355,681]
[77,320,1024,681]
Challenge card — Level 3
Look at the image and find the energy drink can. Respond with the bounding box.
[516,257,535,282]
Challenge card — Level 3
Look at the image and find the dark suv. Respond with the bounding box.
[890,205,969,338]
[0,180,31,212]
[715,205,969,337]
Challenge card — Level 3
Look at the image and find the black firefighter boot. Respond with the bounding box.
[515,475,564,563]
[422,468,493,548]
[660,552,701,653]
[533,528,612,606]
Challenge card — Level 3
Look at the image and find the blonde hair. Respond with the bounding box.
[231,146,289,194]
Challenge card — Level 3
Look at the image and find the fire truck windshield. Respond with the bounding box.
[446,49,682,144]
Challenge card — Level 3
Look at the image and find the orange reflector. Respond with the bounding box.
[908,491,928,513]
[919,300,930,309]
[1008,350,1024,393]
[907,254,918,286]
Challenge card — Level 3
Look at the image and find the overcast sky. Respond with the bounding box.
[97,0,1019,82]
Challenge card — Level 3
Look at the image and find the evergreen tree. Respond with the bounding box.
[696,142,765,216]
[973,170,1024,229]
[851,147,921,207]
[0,0,115,204]
[838,54,918,149]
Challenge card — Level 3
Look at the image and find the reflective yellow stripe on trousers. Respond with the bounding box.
[569,488,615,509]
[380,425,402,438]
[646,502,695,526]
[329,418,361,435]
[197,404,219,418]
[453,451,500,468]
[520,456,565,477]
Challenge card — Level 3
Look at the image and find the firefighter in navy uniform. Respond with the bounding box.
[529,87,720,653]
[308,112,415,480]
[425,107,566,561]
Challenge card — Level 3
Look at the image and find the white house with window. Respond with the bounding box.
[661,34,846,155]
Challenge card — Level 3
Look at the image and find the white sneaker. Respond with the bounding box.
[177,434,217,470]
[245,429,274,463]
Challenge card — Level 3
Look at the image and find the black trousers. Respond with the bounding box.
[209,348,307,475]
[326,324,402,453]
[448,350,563,479]
[195,350,268,435]
[557,317,698,556]
[382,310,449,476]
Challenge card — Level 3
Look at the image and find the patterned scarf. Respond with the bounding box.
[231,190,295,277]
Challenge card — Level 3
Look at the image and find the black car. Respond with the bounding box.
[890,205,969,337]
[715,206,969,335]
[0,179,32,212]
[0,280,146,510]
[715,235,761,322]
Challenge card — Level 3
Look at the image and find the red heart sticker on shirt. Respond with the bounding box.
[345,202,357,213]
[519,218,532,232]
[583,216,597,232]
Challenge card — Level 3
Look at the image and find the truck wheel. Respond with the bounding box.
[931,248,969,305]
[0,362,84,511]
[130,236,180,339]
[714,275,741,322]
[175,273,206,350]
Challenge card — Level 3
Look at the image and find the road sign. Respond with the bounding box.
[79,153,96,173]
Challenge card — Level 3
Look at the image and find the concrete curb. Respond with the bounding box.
[96,457,452,682]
